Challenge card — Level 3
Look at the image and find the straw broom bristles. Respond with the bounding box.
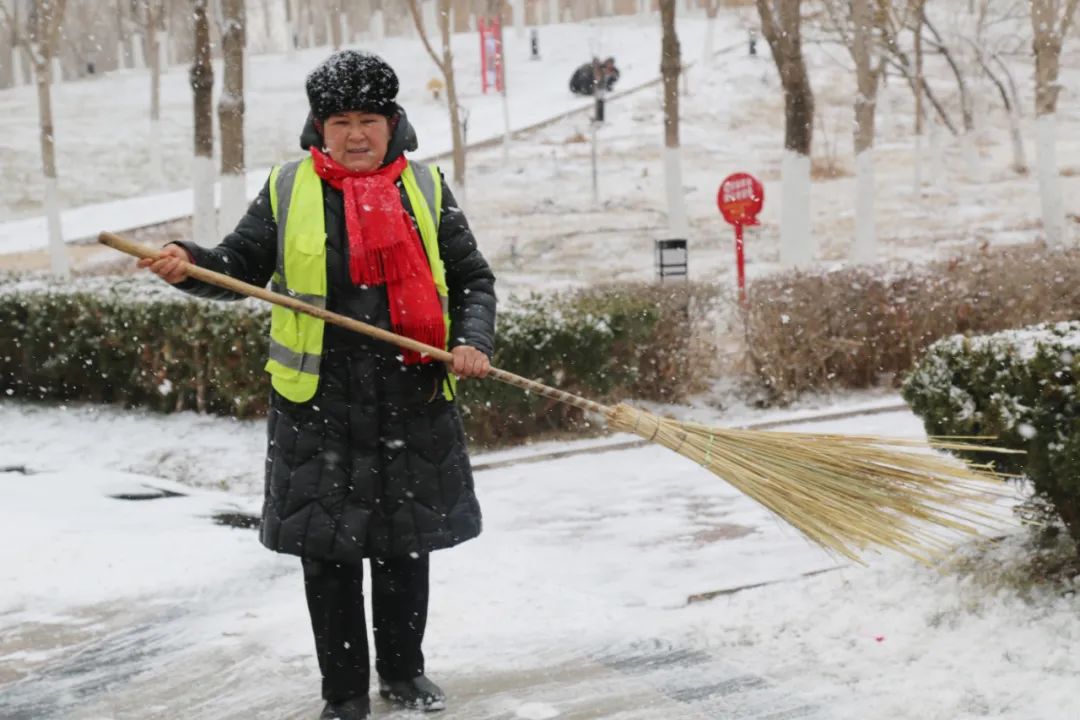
[101,231,1024,566]
[608,404,1021,564]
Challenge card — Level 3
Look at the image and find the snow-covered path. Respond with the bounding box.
[3,398,1076,719]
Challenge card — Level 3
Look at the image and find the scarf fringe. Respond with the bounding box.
[349,240,428,286]
[310,147,446,363]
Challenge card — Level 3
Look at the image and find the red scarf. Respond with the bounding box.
[310,147,444,365]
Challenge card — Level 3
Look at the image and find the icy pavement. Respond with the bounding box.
[1,400,1075,719]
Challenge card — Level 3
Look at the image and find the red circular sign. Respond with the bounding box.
[717,173,764,227]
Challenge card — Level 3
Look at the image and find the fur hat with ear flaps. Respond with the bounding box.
[305,49,399,121]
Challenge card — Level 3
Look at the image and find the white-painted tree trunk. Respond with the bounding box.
[50,57,62,84]
[339,12,349,46]
[159,32,170,70]
[12,46,26,86]
[1007,108,1027,173]
[1036,113,1065,245]
[44,177,67,276]
[928,118,943,189]
[913,131,923,196]
[150,118,165,187]
[961,130,979,180]
[548,0,559,24]
[371,10,385,41]
[663,146,690,237]
[514,0,526,35]
[852,149,876,262]
[192,155,218,247]
[116,41,126,70]
[130,33,145,70]
[285,3,297,58]
[604,0,615,15]
[423,0,438,37]
[702,13,715,66]
[218,173,247,238]
[780,149,813,268]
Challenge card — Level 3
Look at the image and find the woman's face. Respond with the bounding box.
[322,111,391,172]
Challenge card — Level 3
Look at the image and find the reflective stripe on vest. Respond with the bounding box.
[266,157,452,403]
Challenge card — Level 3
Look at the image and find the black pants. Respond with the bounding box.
[302,554,429,703]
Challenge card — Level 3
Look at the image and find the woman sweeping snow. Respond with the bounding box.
[140,50,496,720]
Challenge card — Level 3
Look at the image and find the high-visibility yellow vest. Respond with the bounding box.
[265,156,454,403]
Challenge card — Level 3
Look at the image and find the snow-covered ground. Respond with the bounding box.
[2,397,1076,719]
[4,5,1080,719]
[4,6,1078,301]
[0,12,739,252]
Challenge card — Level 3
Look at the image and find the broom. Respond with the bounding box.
[100,231,1021,565]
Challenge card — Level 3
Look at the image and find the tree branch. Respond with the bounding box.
[0,2,14,35]
[406,0,445,74]
[993,54,1022,117]
[1061,0,1080,39]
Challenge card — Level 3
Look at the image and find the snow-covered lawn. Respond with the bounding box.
[2,398,1075,719]
[4,6,1078,303]
[0,12,737,252]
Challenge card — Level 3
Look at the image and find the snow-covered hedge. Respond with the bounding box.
[0,274,271,416]
[0,274,717,446]
[902,322,1080,544]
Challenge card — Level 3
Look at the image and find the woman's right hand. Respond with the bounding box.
[137,244,192,284]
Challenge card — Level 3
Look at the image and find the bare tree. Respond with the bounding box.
[115,0,129,69]
[137,1,164,122]
[922,15,979,175]
[217,0,246,236]
[1,1,30,87]
[819,0,887,259]
[912,0,925,191]
[850,0,880,260]
[28,0,69,276]
[702,0,720,66]
[191,0,216,247]
[283,0,296,56]
[135,1,166,184]
[876,4,957,136]
[659,0,689,236]
[1031,0,1079,244]
[970,40,1027,173]
[407,0,467,188]
[328,0,343,48]
[756,0,815,267]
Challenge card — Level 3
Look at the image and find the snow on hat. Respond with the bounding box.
[305,50,399,121]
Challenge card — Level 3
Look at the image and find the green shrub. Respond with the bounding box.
[0,275,269,416]
[458,282,720,444]
[0,274,718,447]
[902,322,1080,547]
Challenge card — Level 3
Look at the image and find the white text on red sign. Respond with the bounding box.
[722,178,756,203]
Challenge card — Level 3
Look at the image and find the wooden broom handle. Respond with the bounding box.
[99,231,612,417]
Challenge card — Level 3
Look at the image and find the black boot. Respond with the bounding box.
[319,696,371,720]
[378,674,446,712]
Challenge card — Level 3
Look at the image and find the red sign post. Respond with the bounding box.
[717,173,764,306]
[479,17,505,94]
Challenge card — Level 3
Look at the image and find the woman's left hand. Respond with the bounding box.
[450,345,491,379]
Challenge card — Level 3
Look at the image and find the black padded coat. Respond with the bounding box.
[173,110,495,563]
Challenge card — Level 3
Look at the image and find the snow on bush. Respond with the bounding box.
[0,273,718,447]
[903,321,1080,548]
